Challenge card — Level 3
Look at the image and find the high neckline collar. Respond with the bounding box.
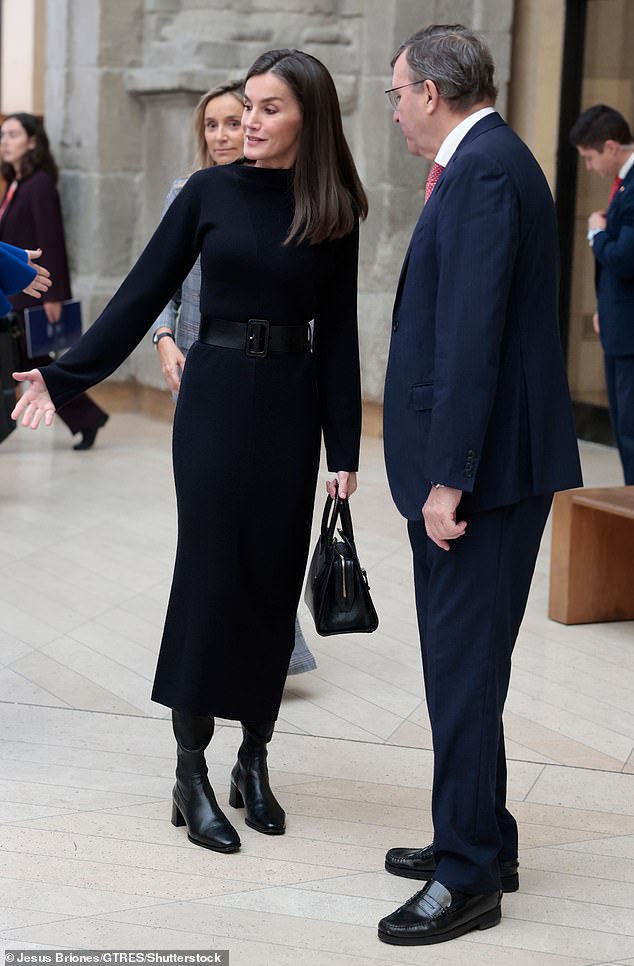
[234,159,294,179]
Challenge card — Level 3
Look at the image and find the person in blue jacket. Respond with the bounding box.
[0,243,50,440]
[571,105,634,483]
[0,242,50,311]
[379,25,581,946]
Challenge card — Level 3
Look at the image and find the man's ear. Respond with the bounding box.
[602,139,621,157]
[423,79,441,112]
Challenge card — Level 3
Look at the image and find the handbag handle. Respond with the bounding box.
[320,485,355,546]
[337,495,355,544]
[320,491,340,544]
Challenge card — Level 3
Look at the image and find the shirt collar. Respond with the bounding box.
[618,150,634,180]
[435,106,496,168]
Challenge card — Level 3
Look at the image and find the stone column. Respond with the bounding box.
[45,0,146,383]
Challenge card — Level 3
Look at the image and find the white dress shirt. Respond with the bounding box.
[435,106,496,167]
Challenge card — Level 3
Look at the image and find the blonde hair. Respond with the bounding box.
[192,80,244,171]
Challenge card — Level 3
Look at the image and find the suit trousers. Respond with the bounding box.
[604,353,634,484]
[407,492,552,895]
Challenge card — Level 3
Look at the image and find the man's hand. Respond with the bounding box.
[22,248,52,298]
[592,311,600,335]
[588,210,607,231]
[422,485,466,551]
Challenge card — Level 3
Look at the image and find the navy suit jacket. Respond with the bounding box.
[0,242,36,315]
[383,112,582,519]
[593,165,634,356]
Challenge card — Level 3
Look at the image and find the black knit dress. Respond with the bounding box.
[40,162,362,720]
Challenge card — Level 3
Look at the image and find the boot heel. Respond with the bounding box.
[171,801,186,827]
[229,782,244,809]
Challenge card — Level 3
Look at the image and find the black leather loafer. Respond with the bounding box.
[385,843,519,892]
[378,879,502,945]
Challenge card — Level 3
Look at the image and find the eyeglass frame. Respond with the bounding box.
[384,79,424,111]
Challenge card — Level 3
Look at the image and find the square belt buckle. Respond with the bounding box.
[246,318,270,357]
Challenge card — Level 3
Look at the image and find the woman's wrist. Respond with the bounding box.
[153,327,176,349]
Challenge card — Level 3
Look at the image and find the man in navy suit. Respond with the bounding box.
[378,25,582,946]
[571,105,634,484]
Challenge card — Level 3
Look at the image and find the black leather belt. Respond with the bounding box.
[199,316,311,358]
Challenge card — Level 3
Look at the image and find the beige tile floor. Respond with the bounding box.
[1,414,633,964]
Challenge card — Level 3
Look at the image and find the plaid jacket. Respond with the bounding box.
[151,178,201,354]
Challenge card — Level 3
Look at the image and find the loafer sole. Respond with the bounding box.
[378,904,501,945]
[384,860,519,893]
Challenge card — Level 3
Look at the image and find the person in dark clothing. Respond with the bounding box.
[0,113,109,450]
[13,49,367,855]
[152,78,317,678]
[570,105,634,483]
[379,25,581,945]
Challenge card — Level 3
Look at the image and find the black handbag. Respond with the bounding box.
[0,313,22,444]
[304,491,379,636]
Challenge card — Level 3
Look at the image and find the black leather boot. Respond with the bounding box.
[229,720,285,834]
[171,710,240,853]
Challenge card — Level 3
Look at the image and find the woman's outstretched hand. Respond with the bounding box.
[11,369,56,429]
[326,471,357,500]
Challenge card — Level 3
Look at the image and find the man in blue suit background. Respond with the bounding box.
[571,105,634,484]
[378,25,582,946]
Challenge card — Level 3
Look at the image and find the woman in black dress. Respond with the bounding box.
[12,49,367,855]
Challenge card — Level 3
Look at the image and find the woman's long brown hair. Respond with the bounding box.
[245,49,368,245]
[0,113,58,183]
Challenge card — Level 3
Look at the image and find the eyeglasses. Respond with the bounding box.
[384,80,423,111]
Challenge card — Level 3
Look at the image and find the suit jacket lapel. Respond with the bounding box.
[391,114,507,323]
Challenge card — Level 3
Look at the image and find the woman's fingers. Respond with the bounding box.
[158,340,185,392]
[23,400,42,428]
[336,471,358,499]
[11,392,31,422]
[325,473,358,499]
[12,369,41,384]
[10,370,55,428]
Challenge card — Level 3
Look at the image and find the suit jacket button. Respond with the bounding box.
[465,469,473,478]
[392,320,399,332]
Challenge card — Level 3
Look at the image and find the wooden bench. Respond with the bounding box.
[549,486,634,624]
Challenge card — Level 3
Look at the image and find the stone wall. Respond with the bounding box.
[45,0,514,402]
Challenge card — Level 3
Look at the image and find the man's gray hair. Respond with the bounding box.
[391,24,497,111]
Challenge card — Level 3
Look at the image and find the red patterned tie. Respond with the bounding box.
[608,176,623,205]
[424,162,445,205]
